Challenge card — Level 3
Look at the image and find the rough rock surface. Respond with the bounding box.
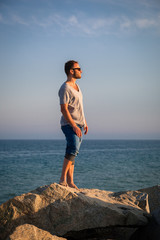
[0,183,151,240]
[7,224,66,240]
[130,207,160,240]
[126,185,160,240]
[139,185,160,213]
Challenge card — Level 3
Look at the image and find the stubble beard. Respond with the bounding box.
[73,72,81,79]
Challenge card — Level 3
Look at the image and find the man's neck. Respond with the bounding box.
[66,76,76,85]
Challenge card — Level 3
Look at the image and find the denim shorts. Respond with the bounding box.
[61,124,83,162]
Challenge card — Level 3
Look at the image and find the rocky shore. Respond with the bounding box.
[0,183,160,240]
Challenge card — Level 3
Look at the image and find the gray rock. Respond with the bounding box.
[110,190,150,213]
[129,219,160,240]
[139,185,160,213]
[152,207,160,225]
[0,183,151,240]
[7,224,66,240]
[129,187,160,240]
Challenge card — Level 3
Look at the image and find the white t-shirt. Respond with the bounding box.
[58,82,86,127]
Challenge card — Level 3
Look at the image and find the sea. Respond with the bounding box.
[0,139,160,205]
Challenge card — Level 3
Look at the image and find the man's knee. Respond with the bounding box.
[65,153,76,164]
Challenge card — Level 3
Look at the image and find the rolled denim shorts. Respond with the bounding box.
[61,124,83,162]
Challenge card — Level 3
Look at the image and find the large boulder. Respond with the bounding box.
[130,208,160,240]
[129,185,160,240]
[7,224,66,240]
[139,185,160,213]
[0,183,151,240]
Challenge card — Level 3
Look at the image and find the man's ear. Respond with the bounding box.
[70,69,74,75]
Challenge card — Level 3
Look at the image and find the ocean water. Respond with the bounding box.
[0,139,160,205]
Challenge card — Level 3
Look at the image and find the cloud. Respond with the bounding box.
[119,15,160,34]
[0,13,30,26]
[91,17,118,30]
[62,14,160,35]
[135,18,158,29]
[69,15,78,25]
[1,10,160,36]
[0,13,7,24]
[120,17,132,30]
[32,14,95,35]
[12,14,29,26]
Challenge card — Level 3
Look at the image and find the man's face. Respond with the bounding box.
[72,63,82,79]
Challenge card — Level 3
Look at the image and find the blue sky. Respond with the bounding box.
[0,0,160,139]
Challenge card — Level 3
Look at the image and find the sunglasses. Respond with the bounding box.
[72,68,81,71]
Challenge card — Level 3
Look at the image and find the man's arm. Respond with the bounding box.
[84,120,88,135]
[60,104,82,137]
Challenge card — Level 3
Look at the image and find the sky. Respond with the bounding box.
[0,0,160,139]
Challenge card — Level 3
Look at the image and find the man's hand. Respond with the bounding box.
[84,125,88,135]
[61,104,82,137]
[73,125,82,137]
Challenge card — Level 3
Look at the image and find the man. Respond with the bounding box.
[58,60,88,190]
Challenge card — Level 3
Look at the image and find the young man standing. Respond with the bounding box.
[58,60,88,190]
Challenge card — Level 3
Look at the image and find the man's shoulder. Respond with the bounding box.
[59,82,67,91]
[59,82,70,95]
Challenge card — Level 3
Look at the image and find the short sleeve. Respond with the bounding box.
[58,86,70,105]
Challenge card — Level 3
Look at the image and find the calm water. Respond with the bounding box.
[0,140,160,205]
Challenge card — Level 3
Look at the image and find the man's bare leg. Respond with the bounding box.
[67,163,79,190]
[59,158,72,186]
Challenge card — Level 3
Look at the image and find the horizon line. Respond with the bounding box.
[0,138,160,141]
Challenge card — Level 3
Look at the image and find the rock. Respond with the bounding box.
[7,224,66,240]
[64,226,137,240]
[139,185,160,213]
[129,186,160,240]
[152,207,160,225]
[110,190,150,213]
[129,214,160,240]
[0,183,151,240]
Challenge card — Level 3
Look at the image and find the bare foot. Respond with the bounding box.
[68,183,79,190]
[59,181,68,187]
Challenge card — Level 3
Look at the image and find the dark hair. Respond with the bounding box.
[64,60,78,76]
